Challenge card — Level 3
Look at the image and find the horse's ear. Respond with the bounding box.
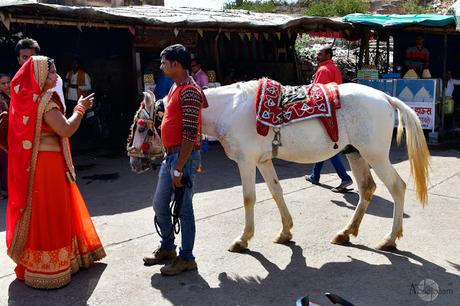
[146,90,156,103]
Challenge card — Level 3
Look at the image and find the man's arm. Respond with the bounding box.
[452,78,460,86]
[64,72,70,88]
[313,67,330,84]
[175,87,203,177]
[200,71,209,88]
[424,49,430,68]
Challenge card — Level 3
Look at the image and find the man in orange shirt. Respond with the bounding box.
[305,46,353,193]
[143,44,208,276]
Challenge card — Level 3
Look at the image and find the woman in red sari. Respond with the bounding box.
[6,56,105,289]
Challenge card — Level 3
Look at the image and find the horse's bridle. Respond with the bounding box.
[127,98,164,162]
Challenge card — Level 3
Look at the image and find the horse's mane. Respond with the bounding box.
[204,80,259,103]
[238,80,259,98]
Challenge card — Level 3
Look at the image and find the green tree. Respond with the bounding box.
[305,0,370,17]
[401,0,430,14]
[224,0,281,13]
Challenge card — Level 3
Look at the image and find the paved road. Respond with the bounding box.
[0,143,459,305]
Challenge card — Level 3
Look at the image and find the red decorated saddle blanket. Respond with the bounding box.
[255,78,341,143]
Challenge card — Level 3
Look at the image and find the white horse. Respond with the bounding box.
[201,81,430,252]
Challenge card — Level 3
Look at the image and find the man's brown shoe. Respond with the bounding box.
[160,256,197,276]
[143,246,177,266]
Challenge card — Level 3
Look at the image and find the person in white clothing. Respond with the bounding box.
[445,70,460,98]
[64,58,92,116]
[445,70,460,127]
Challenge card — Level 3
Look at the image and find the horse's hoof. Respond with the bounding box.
[228,241,248,253]
[274,232,292,244]
[375,240,397,252]
[330,233,350,245]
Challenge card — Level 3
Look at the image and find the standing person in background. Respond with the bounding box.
[304,46,353,193]
[154,70,174,101]
[65,58,92,117]
[444,70,460,127]
[405,34,430,77]
[15,38,40,67]
[15,38,66,109]
[0,73,10,199]
[191,58,209,89]
[0,73,10,109]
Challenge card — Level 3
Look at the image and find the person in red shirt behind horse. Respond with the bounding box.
[143,44,208,276]
[304,46,353,193]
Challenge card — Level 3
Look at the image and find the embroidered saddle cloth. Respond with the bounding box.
[255,78,341,143]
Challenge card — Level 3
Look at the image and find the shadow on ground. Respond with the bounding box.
[151,243,459,306]
[7,263,106,306]
[331,191,410,219]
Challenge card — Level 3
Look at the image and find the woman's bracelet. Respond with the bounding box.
[74,110,84,117]
[73,105,86,113]
[73,105,86,117]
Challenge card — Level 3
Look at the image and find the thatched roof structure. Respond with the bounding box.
[0,0,353,34]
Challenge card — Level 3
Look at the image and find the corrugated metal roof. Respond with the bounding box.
[0,0,353,32]
[344,13,455,28]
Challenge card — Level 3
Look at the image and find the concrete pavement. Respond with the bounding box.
[0,143,459,306]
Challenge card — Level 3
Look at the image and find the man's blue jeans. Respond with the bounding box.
[310,154,352,183]
[153,151,201,260]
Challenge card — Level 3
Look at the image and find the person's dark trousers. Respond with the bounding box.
[311,154,352,182]
[0,150,7,191]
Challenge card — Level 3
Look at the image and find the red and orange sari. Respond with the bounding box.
[6,56,105,289]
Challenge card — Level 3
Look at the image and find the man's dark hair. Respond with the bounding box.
[160,44,191,70]
[321,46,333,59]
[0,73,10,79]
[15,38,41,57]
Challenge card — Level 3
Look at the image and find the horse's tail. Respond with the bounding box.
[387,96,430,206]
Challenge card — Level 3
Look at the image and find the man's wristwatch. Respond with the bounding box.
[173,169,182,177]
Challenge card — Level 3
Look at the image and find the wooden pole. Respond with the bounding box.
[441,33,447,132]
[213,33,222,82]
[358,35,365,69]
[386,38,390,73]
[364,32,370,66]
[375,36,380,68]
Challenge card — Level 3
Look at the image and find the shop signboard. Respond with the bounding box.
[358,79,437,131]
[394,79,436,131]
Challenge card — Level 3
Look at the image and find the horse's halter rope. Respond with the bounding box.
[272,127,282,158]
[143,102,156,152]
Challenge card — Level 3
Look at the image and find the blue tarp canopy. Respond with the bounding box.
[343,13,455,28]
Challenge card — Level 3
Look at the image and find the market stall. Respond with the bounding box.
[344,13,460,136]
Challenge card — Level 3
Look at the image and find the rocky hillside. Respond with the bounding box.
[271,0,456,15]
[371,0,455,14]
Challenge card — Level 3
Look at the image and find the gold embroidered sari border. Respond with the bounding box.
[7,91,53,263]
[73,246,107,269]
[22,247,106,290]
[24,268,71,290]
